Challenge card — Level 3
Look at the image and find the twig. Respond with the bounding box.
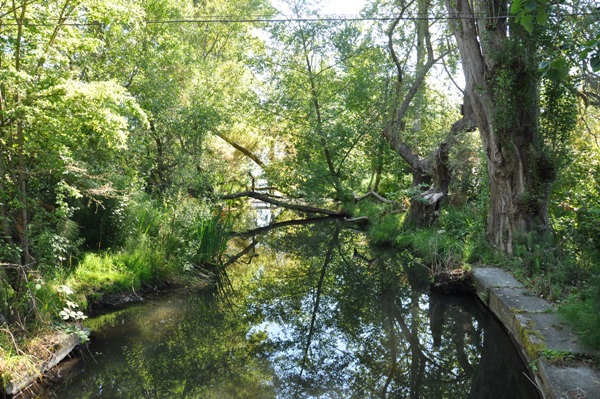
[131,279,143,302]
[1,326,25,356]
[521,371,543,397]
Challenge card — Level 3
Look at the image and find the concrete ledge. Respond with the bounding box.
[4,330,86,397]
[473,267,600,399]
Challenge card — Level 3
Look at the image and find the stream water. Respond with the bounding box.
[47,215,541,399]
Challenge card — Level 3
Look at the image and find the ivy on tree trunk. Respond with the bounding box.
[446,0,553,253]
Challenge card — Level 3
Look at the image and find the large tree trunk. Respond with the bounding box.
[446,0,551,254]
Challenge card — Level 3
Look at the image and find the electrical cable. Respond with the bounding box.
[0,10,599,27]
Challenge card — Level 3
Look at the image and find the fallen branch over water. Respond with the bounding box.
[230,216,338,239]
[222,191,348,216]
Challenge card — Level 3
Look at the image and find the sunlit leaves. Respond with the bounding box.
[581,35,600,72]
[511,0,549,33]
[539,57,570,82]
[511,0,600,81]
[61,80,148,148]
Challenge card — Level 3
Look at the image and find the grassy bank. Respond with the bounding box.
[356,199,600,351]
[1,195,233,390]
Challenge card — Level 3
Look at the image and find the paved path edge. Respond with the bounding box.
[473,267,600,399]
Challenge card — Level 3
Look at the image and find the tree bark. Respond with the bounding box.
[12,0,31,266]
[446,0,550,253]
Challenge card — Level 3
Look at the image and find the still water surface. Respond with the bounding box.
[50,218,540,399]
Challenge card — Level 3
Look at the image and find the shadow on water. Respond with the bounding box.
[46,216,541,399]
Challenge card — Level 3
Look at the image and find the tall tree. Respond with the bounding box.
[373,0,476,225]
[445,0,554,253]
[0,0,147,271]
[260,3,362,200]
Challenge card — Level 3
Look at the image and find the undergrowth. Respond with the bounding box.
[0,193,234,387]
[363,199,600,350]
[65,195,234,305]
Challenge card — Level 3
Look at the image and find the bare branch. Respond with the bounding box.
[221,191,348,216]
[215,132,265,168]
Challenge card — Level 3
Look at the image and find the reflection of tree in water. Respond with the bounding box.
[53,288,277,399]
[55,219,538,399]
[234,219,538,399]
[122,294,276,398]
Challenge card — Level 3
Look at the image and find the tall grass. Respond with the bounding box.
[390,205,484,272]
[193,212,233,266]
[65,194,235,303]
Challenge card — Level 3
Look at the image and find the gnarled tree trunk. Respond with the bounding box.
[404,99,477,227]
[381,0,477,227]
[446,0,551,253]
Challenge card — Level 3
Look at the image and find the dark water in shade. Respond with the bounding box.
[47,218,541,399]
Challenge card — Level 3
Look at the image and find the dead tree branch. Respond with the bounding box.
[221,191,348,217]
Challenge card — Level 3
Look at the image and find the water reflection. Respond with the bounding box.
[49,219,540,399]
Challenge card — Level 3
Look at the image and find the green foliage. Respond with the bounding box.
[540,349,578,364]
[509,232,586,300]
[67,252,140,298]
[581,34,600,72]
[49,194,234,309]
[551,141,600,271]
[0,278,89,385]
[511,0,550,33]
[540,79,578,170]
[351,194,407,246]
[539,57,571,83]
[551,125,600,348]
[0,0,258,366]
[397,228,462,271]
[391,205,485,271]
[256,0,400,201]
[561,282,600,349]
[448,130,486,206]
[368,213,405,246]
[512,1,600,81]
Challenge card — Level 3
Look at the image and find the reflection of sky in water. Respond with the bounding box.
[50,221,540,399]
[248,280,482,398]
[253,202,280,227]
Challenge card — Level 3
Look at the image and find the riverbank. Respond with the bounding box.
[2,330,86,398]
[5,264,598,398]
[473,267,600,399]
[1,283,187,398]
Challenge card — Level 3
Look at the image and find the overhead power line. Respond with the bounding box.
[2,10,599,27]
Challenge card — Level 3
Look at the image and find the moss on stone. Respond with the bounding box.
[514,314,547,361]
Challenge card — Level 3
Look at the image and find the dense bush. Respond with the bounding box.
[66,193,234,301]
[0,192,235,384]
